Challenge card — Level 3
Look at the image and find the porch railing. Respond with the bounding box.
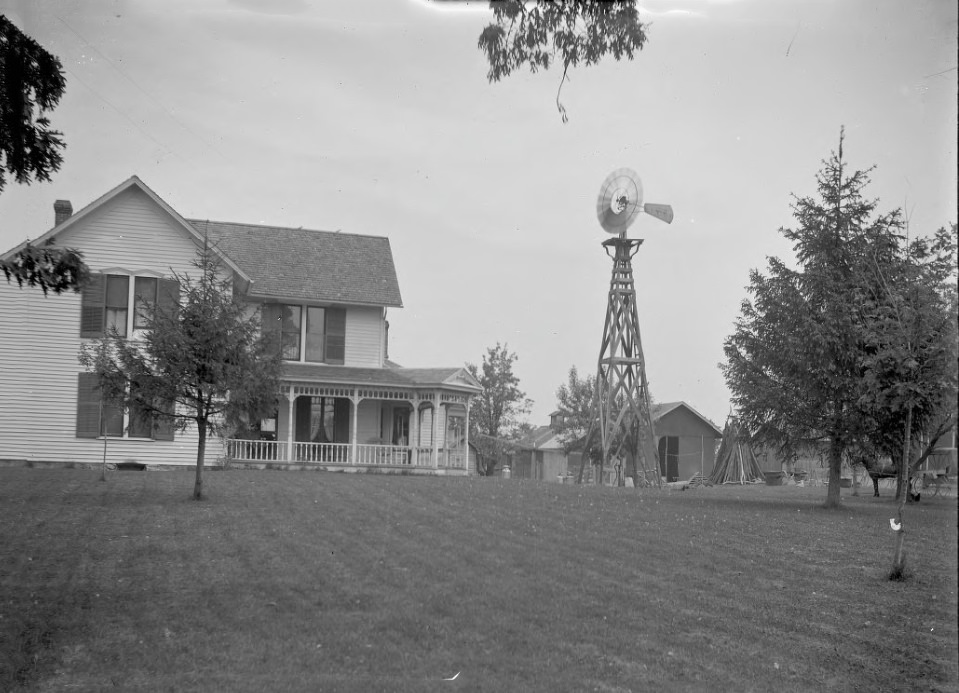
[225,440,467,470]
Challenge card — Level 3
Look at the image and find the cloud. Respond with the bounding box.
[409,0,490,13]
[227,0,311,16]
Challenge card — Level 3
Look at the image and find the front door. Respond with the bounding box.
[392,408,410,446]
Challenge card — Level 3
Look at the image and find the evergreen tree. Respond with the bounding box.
[1,15,87,294]
[723,131,905,508]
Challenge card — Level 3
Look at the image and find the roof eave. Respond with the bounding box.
[246,289,402,309]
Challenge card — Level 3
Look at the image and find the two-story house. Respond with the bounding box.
[0,176,481,474]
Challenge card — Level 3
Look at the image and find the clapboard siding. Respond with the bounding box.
[344,306,384,367]
[57,188,200,277]
[356,399,381,442]
[0,187,204,466]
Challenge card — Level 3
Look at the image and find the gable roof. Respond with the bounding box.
[516,400,723,452]
[651,401,723,436]
[515,425,564,450]
[2,176,404,309]
[189,220,403,308]
[0,177,249,287]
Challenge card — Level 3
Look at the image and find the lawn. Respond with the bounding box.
[1,468,956,692]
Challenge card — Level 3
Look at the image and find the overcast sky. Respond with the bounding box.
[1,0,956,428]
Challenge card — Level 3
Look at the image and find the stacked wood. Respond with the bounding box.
[709,417,766,485]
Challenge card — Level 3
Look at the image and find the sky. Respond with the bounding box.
[1,0,956,429]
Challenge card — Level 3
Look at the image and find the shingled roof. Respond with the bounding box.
[189,219,403,308]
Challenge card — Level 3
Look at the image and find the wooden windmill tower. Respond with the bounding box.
[580,169,674,486]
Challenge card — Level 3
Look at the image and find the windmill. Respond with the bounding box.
[578,168,673,487]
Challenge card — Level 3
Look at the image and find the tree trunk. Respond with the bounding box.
[825,437,843,508]
[194,418,206,500]
[891,405,913,578]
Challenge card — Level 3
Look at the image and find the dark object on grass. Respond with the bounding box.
[116,461,146,471]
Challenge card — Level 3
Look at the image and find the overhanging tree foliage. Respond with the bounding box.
[0,15,65,192]
[478,0,648,122]
[466,342,531,475]
[1,238,87,295]
[79,244,282,500]
[723,131,912,508]
[1,15,87,294]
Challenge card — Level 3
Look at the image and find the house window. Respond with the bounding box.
[305,306,347,364]
[80,272,179,339]
[133,276,159,330]
[75,373,174,440]
[105,275,130,337]
[306,307,326,362]
[262,304,302,360]
[265,304,346,364]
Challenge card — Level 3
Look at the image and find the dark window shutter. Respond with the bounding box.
[76,373,101,438]
[154,400,175,441]
[157,278,180,321]
[80,273,105,338]
[127,384,153,438]
[326,308,346,365]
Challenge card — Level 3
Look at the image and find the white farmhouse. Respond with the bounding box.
[0,176,480,474]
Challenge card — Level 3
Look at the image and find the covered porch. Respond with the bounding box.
[224,370,478,474]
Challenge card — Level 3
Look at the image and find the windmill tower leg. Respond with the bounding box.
[591,235,659,487]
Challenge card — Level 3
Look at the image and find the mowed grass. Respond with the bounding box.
[1,469,956,692]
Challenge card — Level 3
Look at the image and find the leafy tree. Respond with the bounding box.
[860,224,958,479]
[79,244,282,500]
[0,15,87,294]
[553,366,596,455]
[467,342,531,475]
[478,0,648,122]
[855,223,957,577]
[723,131,906,508]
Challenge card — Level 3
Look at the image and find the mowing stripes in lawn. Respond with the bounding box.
[0,469,956,692]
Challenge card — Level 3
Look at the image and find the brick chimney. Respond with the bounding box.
[54,200,73,226]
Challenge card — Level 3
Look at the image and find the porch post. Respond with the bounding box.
[351,389,359,465]
[431,394,440,469]
[465,397,471,473]
[286,385,295,462]
[411,397,420,463]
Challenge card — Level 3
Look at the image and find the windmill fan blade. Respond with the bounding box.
[643,203,674,224]
[596,168,643,234]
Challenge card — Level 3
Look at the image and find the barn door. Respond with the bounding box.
[658,436,679,482]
